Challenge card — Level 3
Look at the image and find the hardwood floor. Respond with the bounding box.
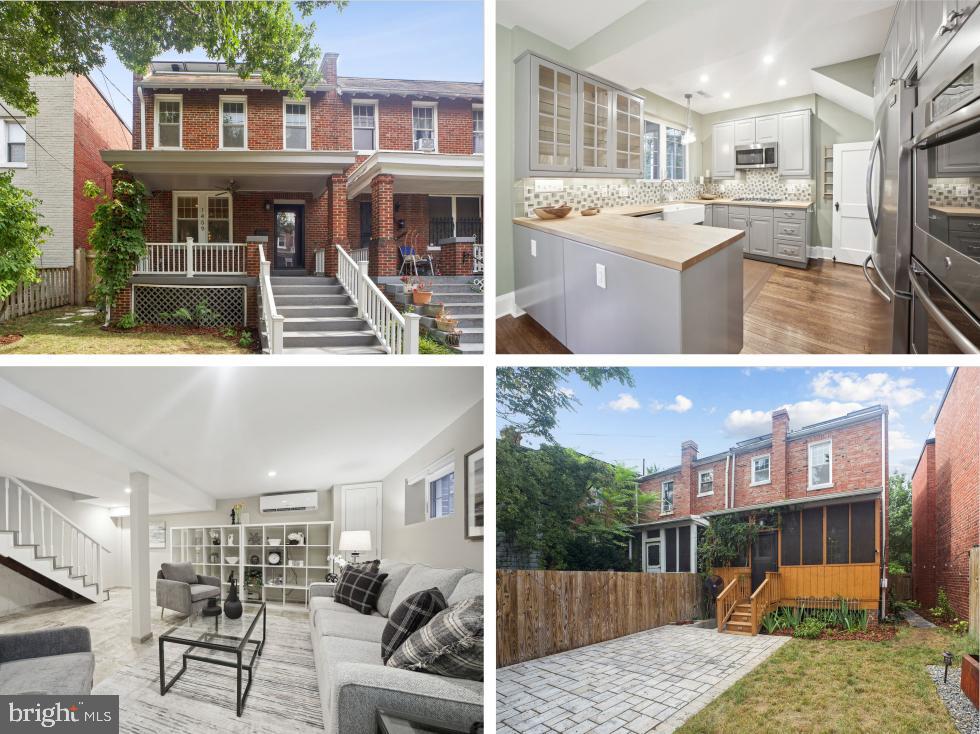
[495,258,892,354]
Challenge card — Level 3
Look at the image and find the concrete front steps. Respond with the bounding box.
[379,276,484,354]
[264,276,385,354]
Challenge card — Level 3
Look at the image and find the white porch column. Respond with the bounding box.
[129,472,152,643]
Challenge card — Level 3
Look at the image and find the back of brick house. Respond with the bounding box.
[911,368,979,620]
[101,53,483,329]
[632,405,890,630]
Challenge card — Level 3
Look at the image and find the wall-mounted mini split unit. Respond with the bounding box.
[259,491,318,513]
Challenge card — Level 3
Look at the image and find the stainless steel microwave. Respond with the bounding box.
[735,143,777,169]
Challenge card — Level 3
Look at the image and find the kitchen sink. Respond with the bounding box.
[660,203,705,225]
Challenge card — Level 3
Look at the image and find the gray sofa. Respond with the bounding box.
[0,627,95,694]
[156,562,221,618]
[309,559,483,734]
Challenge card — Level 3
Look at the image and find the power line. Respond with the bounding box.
[0,100,71,172]
[96,68,132,104]
[96,67,133,140]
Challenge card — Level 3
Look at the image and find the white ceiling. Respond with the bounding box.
[0,367,481,514]
[498,0,895,114]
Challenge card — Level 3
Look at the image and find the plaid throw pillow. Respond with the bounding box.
[334,566,388,615]
[381,587,447,663]
[386,595,483,681]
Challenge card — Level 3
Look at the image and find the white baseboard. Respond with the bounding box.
[496,291,525,319]
[809,246,833,260]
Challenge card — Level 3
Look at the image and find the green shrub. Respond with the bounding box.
[761,611,783,634]
[115,312,139,330]
[950,619,969,635]
[887,561,907,575]
[193,301,219,326]
[419,334,453,354]
[0,170,48,307]
[930,588,955,622]
[238,330,253,349]
[793,617,826,639]
[779,606,801,629]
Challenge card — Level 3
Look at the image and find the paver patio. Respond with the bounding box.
[496,624,790,733]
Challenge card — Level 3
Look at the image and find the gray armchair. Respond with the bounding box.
[0,626,94,694]
[156,562,221,618]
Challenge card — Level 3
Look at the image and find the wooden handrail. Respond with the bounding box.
[716,572,751,631]
[749,571,781,634]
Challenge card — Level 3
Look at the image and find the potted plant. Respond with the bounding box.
[399,275,413,294]
[423,301,445,318]
[962,633,979,709]
[244,568,263,602]
[412,278,433,305]
[435,313,458,332]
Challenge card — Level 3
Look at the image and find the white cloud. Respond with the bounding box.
[889,428,919,453]
[946,366,955,375]
[723,400,865,439]
[605,393,640,412]
[890,408,901,422]
[920,403,936,422]
[811,370,925,407]
[650,394,694,414]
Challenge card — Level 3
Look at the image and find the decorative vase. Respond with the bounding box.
[224,582,243,619]
[413,289,433,305]
[202,597,221,617]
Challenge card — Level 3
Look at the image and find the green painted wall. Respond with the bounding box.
[813,54,879,97]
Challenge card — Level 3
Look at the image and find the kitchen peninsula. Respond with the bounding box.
[513,208,745,353]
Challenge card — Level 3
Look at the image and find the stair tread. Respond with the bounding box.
[283,330,377,338]
[452,343,484,353]
[279,346,389,355]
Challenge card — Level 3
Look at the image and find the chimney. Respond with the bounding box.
[320,52,339,88]
[679,440,698,515]
[771,409,789,497]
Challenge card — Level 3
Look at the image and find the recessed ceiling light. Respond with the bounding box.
[778,78,787,86]
[763,54,775,64]
[124,487,131,494]
[723,91,731,99]
[267,470,277,477]
[699,74,709,83]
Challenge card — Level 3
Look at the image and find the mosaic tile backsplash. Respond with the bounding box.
[518,169,814,215]
[928,178,980,207]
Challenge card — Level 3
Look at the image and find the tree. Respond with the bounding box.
[496,367,633,442]
[888,472,912,573]
[0,1,346,116]
[0,170,49,314]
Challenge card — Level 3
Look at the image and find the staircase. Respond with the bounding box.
[722,600,753,635]
[378,276,485,354]
[264,276,386,354]
[0,476,106,604]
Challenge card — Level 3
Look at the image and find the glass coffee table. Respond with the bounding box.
[158,602,267,716]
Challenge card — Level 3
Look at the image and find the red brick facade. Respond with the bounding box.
[911,368,979,618]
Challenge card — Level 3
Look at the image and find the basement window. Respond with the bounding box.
[808,439,833,489]
[751,454,771,486]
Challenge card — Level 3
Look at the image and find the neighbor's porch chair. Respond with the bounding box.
[156,562,220,618]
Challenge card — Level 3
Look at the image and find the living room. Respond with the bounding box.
[0,366,485,732]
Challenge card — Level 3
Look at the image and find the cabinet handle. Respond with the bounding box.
[928,214,938,221]
[968,222,980,229]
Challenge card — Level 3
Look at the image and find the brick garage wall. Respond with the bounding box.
[73,76,132,251]
[912,441,937,610]
[931,368,980,618]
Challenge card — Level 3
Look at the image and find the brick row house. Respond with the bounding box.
[101,53,483,353]
[911,368,979,620]
[632,406,890,634]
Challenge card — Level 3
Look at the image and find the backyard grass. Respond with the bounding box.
[677,627,961,734]
[0,306,252,354]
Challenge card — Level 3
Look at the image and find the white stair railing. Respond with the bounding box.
[336,244,420,354]
[1,476,108,600]
[258,246,285,355]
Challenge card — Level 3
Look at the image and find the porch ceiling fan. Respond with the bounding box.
[218,179,240,197]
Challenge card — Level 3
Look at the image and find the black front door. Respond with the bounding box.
[274,204,304,270]
[751,531,777,591]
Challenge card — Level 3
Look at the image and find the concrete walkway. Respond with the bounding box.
[901,609,937,628]
[497,625,790,733]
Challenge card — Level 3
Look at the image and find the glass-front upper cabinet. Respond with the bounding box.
[579,76,611,172]
[613,91,643,175]
[531,56,575,171]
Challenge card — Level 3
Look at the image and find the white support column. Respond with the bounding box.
[357,260,369,319]
[129,472,152,643]
[405,313,421,354]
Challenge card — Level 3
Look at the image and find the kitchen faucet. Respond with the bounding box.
[660,178,677,201]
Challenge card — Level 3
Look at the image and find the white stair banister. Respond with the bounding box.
[186,237,195,278]
[258,246,284,354]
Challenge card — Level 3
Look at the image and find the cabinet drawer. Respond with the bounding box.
[728,206,749,217]
[774,219,804,241]
[947,216,980,233]
[748,207,773,219]
[949,230,980,259]
[712,205,729,217]
[776,208,806,220]
[773,240,806,261]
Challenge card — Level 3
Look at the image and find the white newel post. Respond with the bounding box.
[129,472,152,642]
[405,313,421,354]
[357,260,369,320]
[186,237,195,278]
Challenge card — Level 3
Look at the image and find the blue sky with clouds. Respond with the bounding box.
[89,0,483,128]
[497,367,957,478]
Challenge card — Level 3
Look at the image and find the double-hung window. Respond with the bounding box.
[352,102,377,151]
[472,105,484,154]
[808,440,833,489]
[155,95,182,149]
[751,455,771,485]
[642,117,688,180]
[284,99,309,150]
[412,103,437,151]
[426,458,455,519]
[661,480,674,514]
[220,96,247,149]
[698,470,713,496]
[2,121,26,165]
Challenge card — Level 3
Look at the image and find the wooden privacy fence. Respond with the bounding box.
[970,547,979,636]
[496,570,701,667]
[890,573,912,601]
[0,267,74,322]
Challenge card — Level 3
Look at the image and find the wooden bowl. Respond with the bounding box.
[581,207,601,216]
[534,205,572,219]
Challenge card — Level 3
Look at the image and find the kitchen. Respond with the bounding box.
[496,0,978,354]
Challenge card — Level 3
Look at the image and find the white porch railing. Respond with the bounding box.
[1,475,107,600]
[258,246,284,354]
[135,239,247,276]
[473,244,484,274]
[336,244,419,354]
[350,246,370,263]
[315,248,326,276]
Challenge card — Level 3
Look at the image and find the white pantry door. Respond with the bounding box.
[832,142,874,265]
[339,482,382,560]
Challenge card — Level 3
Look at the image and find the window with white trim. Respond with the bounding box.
[155,96,182,149]
[352,102,377,151]
[412,103,437,151]
[426,460,455,519]
[2,120,26,165]
[698,470,714,496]
[751,455,771,485]
[661,480,674,514]
[642,116,688,181]
[220,96,247,149]
[173,192,233,243]
[808,440,833,489]
[472,106,484,154]
[283,99,309,150]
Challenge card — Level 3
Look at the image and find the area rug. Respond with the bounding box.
[92,614,323,733]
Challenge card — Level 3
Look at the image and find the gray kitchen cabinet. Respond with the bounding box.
[513,225,567,343]
[712,121,736,178]
[917,0,961,77]
[778,110,811,177]
[948,216,980,258]
[703,205,713,226]
[612,90,644,176]
[928,209,950,242]
[728,211,749,252]
[734,118,756,146]
[894,0,917,79]
[713,205,729,228]
[935,132,980,176]
[755,115,778,143]
[748,211,774,256]
[578,75,612,173]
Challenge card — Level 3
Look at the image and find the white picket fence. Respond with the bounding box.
[0,267,74,322]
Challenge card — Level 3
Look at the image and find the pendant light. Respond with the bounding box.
[681,93,697,146]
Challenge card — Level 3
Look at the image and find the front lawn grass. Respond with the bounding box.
[0,306,251,354]
[677,627,960,734]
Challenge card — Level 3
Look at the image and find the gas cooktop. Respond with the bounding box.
[732,197,783,202]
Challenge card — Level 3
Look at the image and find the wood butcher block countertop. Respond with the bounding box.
[513,208,745,271]
[681,198,813,209]
[930,205,980,216]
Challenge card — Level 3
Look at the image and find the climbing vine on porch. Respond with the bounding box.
[84,167,148,326]
[697,510,782,572]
